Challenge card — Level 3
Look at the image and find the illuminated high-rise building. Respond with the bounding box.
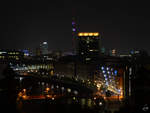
[40,42,48,55]
[76,32,101,59]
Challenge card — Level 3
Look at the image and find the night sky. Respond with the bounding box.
[1,0,150,54]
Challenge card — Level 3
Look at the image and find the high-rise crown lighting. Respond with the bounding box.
[78,32,100,37]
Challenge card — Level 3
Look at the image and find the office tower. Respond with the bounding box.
[40,42,48,55]
[76,32,101,59]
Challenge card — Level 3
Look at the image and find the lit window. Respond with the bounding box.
[89,50,93,51]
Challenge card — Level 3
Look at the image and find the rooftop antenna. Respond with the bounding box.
[72,8,78,55]
[72,8,78,79]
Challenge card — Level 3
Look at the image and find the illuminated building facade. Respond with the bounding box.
[36,47,42,56]
[109,49,117,56]
[40,42,48,55]
[22,50,30,56]
[10,60,54,76]
[0,50,24,61]
[76,32,101,59]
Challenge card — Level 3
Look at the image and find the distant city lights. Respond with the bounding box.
[114,70,117,75]
[101,66,104,70]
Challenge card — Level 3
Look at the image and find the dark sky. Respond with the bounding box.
[0,0,150,54]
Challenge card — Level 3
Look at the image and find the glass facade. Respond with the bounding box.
[40,42,48,55]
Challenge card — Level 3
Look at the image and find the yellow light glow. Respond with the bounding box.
[83,33,88,36]
[22,95,28,100]
[46,95,52,98]
[18,92,22,97]
[78,33,83,36]
[89,50,94,52]
[23,89,26,92]
[78,32,99,36]
[46,87,50,91]
[73,97,76,100]
[89,33,93,36]
[94,33,99,36]
[52,97,55,100]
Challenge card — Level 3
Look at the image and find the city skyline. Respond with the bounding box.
[1,1,150,54]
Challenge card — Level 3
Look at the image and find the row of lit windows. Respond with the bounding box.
[8,52,20,55]
[27,65,54,69]
[0,56,19,60]
[78,38,99,41]
[89,49,99,52]
[8,56,19,58]
[13,64,54,70]
[0,56,5,59]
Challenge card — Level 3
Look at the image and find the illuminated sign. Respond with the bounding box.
[78,32,100,37]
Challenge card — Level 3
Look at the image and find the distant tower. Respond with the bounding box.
[40,42,48,55]
[101,47,106,55]
[72,17,77,54]
[109,49,117,56]
[36,47,41,56]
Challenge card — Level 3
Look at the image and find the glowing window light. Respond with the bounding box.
[72,22,75,25]
[56,85,59,88]
[23,89,26,92]
[104,74,107,77]
[94,33,99,36]
[78,33,83,36]
[52,97,55,100]
[61,87,64,90]
[102,70,106,73]
[106,82,109,86]
[89,33,93,36]
[78,32,99,36]
[114,70,117,75]
[106,67,109,70]
[72,28,76,32]
[73,97,76,100]
[0,51,7,54]
[51,85,54,89]
[107,71,110,74]
[43,42,47,44]
[99,102,103,106]
[101,66,104,70]
[74,90,78,95]
[46,87,50,91]
[89,50,94,52]
[83,33,88,36]
[67,88,71,93]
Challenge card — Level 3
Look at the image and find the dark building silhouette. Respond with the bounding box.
[76,32,101,61]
